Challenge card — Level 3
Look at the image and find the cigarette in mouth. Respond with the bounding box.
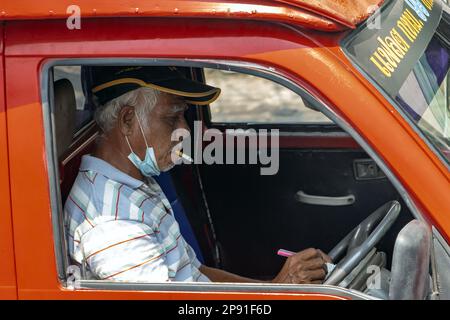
[175,150,193,163]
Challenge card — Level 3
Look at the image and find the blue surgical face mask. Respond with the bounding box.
[125,114,160,177]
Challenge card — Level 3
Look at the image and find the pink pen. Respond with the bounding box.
[277,249,295,257]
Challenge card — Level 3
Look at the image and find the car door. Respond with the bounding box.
[0,24,17,300]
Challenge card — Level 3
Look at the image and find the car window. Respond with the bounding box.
[204,69,332,124]
[396,36,450,163]
[343,0,450,166]
[53,66,92,133]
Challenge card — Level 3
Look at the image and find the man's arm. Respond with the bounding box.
[200,248,331,284]
[200,265,266,283]
[77,220,170,281]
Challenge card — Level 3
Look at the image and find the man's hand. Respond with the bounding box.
[272,248,332,284]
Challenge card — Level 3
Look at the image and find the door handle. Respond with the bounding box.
[295,190,355,206]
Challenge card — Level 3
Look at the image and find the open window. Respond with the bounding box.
[46,60,428,299]
[203,68,332,125]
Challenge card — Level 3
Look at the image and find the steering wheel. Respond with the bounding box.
[324,200,401,286]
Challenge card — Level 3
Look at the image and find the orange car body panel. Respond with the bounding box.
[0,23,18,300]
[0,0,344,32]
[0,0,384,31]
[0,0,449,300]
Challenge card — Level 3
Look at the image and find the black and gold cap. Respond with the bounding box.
[90,66,221,106]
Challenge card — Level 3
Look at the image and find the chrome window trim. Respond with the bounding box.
[41,64,69,281]
[432,226,450,299]
[433,226,450,257]
[78,281,376,300]
[41,57,428,297]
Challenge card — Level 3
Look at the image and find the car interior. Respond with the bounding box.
[51,64,432,300]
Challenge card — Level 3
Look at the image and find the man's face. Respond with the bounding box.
[129,93,189,171]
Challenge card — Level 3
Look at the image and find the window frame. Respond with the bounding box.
[41,57,426,296]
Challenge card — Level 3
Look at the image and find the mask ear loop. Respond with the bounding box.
[125,135,135,154]
[134,112,150,149]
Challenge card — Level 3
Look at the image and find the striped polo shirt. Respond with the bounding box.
[64,155,210,282]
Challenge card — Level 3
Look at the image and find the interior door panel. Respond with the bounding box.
[197,143,413,280]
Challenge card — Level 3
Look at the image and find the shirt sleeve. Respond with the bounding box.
[183,240,211,282]
[184,240,201,269]
[77,220,169,282]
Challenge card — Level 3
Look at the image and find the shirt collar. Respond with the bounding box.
[79,155,144,189]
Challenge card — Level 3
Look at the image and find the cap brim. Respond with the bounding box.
[150,78,221,105]
[92,77,221,106]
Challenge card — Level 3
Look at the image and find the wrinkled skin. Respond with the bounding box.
[272,249,332,284]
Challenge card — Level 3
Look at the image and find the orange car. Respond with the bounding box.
[0,0,449,300]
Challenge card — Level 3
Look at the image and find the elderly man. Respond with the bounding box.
[65,66,331,283]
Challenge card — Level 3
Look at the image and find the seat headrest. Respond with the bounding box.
[54,79,76,158]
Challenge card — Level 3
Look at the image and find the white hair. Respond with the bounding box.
[94,87,160,133]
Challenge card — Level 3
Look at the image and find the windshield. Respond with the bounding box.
[396,33,450,162]
[343,0,450,167]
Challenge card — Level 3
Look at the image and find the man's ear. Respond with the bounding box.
[118,106,135,136]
